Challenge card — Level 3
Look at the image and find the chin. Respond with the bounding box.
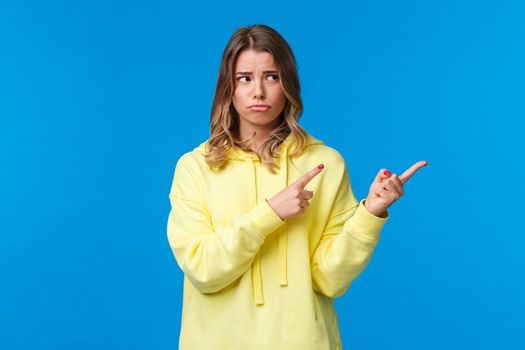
[253,117,281,126]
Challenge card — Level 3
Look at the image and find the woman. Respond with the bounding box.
[167,24,427,350]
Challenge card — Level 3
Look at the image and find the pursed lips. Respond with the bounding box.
[249,104,270,111]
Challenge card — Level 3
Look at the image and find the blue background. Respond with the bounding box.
[1,0,523,349]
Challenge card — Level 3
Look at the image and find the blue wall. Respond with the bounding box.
[1,0,523,349]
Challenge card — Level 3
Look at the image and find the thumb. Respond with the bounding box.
[373,168,392,183]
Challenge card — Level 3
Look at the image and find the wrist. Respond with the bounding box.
[363,199,388,218]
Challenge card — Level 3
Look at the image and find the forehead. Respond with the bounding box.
[235,49,277,70]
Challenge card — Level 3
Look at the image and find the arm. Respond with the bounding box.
[167,155,285,294]
[310,163,389,298]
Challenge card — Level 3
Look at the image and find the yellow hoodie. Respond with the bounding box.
[167,132,389,350]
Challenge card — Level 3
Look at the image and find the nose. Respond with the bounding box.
[253,78,265,100]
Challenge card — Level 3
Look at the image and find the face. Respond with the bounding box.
[232,49,286,130]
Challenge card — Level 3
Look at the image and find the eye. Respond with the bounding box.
[236,74,279,83]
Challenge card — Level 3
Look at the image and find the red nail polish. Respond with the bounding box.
[318,163,324,170]
[384,170,391,176]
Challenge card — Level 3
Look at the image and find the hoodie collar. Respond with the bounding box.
[196,132,324,306]
[222,132,314,160]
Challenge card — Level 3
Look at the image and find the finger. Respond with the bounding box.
[399,160,428,185]
[299,197,310,208]
[373,168,392,184]
[376,187,391,201]
[294,163,324,189]
[388,174,404,196]
[383,181,401,201]
[301,189,314,200]
[378,186,397,203]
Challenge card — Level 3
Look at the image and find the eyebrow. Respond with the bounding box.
[235,70,279,75]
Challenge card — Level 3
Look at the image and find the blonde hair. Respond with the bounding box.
[204,24,310,174]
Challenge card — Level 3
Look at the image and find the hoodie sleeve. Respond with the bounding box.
[167,154,285,294]
[310,161,389,298]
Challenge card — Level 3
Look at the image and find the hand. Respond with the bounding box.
[267,163,325,220]
[364,160,428,217]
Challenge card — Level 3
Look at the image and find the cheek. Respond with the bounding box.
[232,89,247,113]
[232,89,241,105]
[275,89,286,105]
[233,87,246,102]
[275,84,285,99]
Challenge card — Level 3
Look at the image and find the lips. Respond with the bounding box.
[249,104,270,111]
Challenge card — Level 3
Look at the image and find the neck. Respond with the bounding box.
[238,122,276,153]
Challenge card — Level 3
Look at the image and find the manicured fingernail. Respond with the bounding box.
[384,170,391,176]
[318,163,324,170]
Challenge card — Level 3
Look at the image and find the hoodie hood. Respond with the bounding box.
[195,132,324,306]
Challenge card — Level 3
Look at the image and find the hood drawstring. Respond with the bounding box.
[278,145,289,288]
[246,144,289,306]
[245,157,263,305]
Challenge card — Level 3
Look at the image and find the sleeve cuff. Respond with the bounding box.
[245,199,285,238]
[343,199,389,240]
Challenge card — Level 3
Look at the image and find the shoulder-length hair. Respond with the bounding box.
[204,24,310,173]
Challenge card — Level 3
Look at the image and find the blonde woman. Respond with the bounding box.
[167,24,427,350]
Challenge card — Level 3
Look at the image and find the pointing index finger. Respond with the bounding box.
[295,164,324,189]
[399,160,428,185]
